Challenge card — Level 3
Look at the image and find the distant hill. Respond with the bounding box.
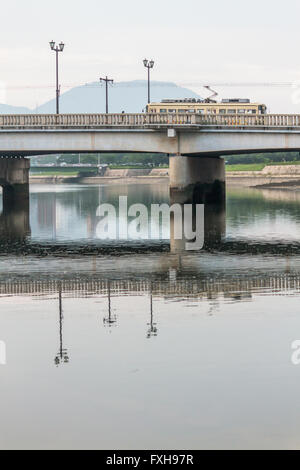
[0,103,30,114]
[0,80,201,115]
[36,80,202,114]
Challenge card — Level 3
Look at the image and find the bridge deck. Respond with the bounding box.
[0,113,300,129]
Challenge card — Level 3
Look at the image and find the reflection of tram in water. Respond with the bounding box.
[146,98,267,116]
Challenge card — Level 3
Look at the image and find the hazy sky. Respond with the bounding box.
[1,0,300,111]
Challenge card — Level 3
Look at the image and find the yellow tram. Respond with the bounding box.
[146,98,267,116]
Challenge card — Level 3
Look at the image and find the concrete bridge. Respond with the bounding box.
[2,112,300,207]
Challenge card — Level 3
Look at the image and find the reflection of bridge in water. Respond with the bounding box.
[2,271,300,366]
[1,274,300,300]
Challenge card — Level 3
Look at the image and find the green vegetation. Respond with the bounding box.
[30,167,97,177]
[108,164,168,169]
[31,171,80,177]
[225,163,266,172]
[30,151,300,173]
[30,153,169,167]
[225,151,300,165]
[226,160,300,172]
[30,153,169,174]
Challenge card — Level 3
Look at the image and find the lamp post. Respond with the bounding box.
[143,59,154,104]
[49,40,65,114]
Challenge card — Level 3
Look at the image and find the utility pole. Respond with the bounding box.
[100,76,114,113]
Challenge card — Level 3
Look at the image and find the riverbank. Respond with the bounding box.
[30,175,169,185]
[226,165,300,188]
[29,165,300,189]
[30,167,169,185]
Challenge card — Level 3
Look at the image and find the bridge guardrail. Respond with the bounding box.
[1,113,300,128]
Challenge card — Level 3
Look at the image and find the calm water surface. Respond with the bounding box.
[1,183,300,449]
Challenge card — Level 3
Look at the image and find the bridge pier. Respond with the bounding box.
[169,202,226,253]
[0,158,30,210]
[0,202,31,242]
[169,155,225,205]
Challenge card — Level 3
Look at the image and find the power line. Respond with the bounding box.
[1,81,297,91]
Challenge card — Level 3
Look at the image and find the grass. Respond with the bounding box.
[108,165,149,169]
[226,161,300,172]
[30,168,98,177]
[226,163,266,171]
[268,160,300,166]
[30,171,80,176]
[30,161,300,175]
[108,165,168,169]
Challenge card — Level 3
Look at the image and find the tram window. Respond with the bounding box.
[251,109,257,114]
[188,109,195,113]
[238,109,246,114]
[197,109,205,114]
[219,109,226,114]
[227,110,236,114]
[168,109,176,113]
[160,109,167,113]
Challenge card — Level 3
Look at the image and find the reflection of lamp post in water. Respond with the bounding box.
[103,281,117,328]
[147,282,158,339]
[54,284,69,366]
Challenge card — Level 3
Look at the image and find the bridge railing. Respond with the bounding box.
[1,113,300,128]
[193,114,300,127]
[0,113,148,127]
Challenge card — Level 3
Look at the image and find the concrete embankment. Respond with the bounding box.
[30,168,169,185]
[227,165,300,188]
[29,165,300,189]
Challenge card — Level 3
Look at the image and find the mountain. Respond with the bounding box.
[0,103,30,114]
[36,80,202,114]
[0,80,202,114]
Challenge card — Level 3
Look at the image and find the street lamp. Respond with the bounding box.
[143,59,155,104]
[49,40,65,114]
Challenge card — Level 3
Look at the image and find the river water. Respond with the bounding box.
[1,182,300,450]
